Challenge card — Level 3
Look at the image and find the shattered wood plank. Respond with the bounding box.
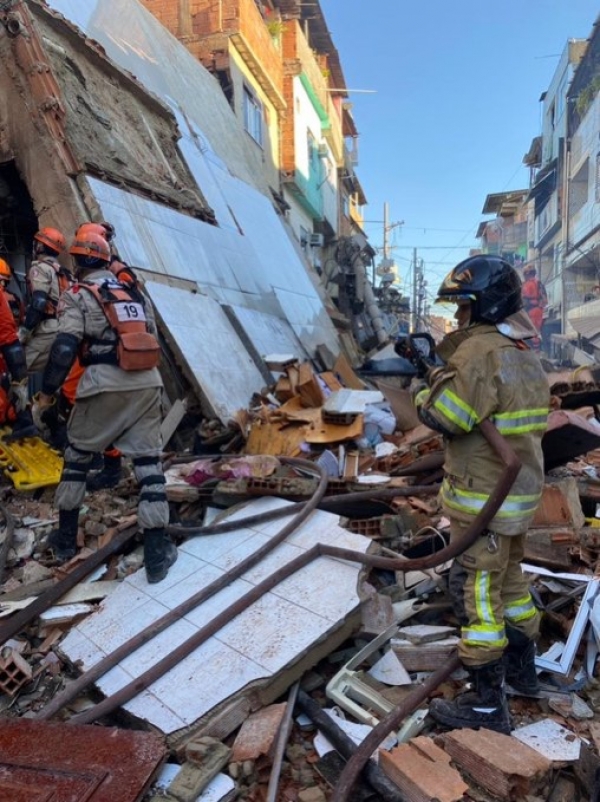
[160,398,187,447]
[297,362,326,408]
[244,420,305,457]
[304,413,364,445]
[332,354,367,390]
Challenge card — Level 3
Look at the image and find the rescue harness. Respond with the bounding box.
[78,278,160,371]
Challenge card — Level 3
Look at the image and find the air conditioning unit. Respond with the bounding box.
[317,143,329,158]
[310,233,325,247]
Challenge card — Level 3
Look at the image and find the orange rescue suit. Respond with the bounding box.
[521,277,546,333]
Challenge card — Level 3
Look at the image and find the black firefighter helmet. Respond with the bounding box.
[435,255,523,324]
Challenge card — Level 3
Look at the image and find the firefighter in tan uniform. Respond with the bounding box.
[33,227,177,584]
[20,227,71,372]
[413,256,549,734]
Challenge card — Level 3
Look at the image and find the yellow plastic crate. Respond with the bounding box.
[0,428,63,491]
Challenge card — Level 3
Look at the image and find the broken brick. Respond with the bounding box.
[379,736,469,802]
[0,648,32,695]
[441,728,553,799]
[231,703,287,763]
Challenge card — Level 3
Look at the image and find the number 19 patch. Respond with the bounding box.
[114,302,146,321]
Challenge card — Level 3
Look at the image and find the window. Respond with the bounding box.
[243,86,263,146]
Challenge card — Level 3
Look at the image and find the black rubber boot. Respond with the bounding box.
[504,624,540,696]
[47,509,80,563]
[429,660,511,734]
[86,453,123,491]
[4,409,38,443]
[144,528,178,584]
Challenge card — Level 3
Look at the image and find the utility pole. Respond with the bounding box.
[375,203,404,287]
[411,247,417,332]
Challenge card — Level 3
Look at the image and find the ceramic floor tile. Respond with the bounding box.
[118,617,198,677]
[73,582,155,643]
[216,594,332,673]
[271,557,365,621]
[182,577,254,630]
[141,638,267,726]
[59,626,103,667]
[223,496,288,524]
[210,532,271,572]
[153,562,223,610]
[124,548,206,595]
[82,598,173,660]
[180,527,257,563]
[100,664,187,733]
[241,541,305,586]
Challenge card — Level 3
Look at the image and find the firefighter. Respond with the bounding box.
[521,264,547,351]
[69,221,130,490]
[0,262,37,441]
[32,229,177,584]
[0,258,25,326]
[19,227,71,372]
[0,259,27,430]
[412,255,550,734]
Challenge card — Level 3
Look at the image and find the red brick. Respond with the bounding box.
[441,728,552,799]
[379,736,468,802]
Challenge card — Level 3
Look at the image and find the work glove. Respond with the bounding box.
[32,392,55,432]
[17,327,31,346]
[411,380,429,408]
[9,379,29,414]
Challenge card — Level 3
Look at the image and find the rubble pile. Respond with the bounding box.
[2,360,600,800]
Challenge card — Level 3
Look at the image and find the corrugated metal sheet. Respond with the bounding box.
[44,0,342,419]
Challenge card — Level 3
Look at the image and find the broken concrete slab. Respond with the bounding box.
[379,736,469,802]
[396,624,457,644]
[441,728,552,799]
[58,498,372,742]
[512,719,581,763]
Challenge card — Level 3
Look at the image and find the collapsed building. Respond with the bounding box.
[0,0,373,425]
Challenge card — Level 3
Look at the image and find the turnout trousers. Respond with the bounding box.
[449,522,540,666]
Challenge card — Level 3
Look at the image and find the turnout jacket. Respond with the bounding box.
[415,322,549,535]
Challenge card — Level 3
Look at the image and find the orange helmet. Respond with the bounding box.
[34,227,66,254]
[0,258,12,280]
[75,223,107,240]
[69,232,110,262]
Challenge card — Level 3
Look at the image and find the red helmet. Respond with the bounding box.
[34,227,66,254]
[69,232,110,262]
[0,258,11,280]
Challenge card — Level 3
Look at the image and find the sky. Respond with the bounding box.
[319,0,598,307]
